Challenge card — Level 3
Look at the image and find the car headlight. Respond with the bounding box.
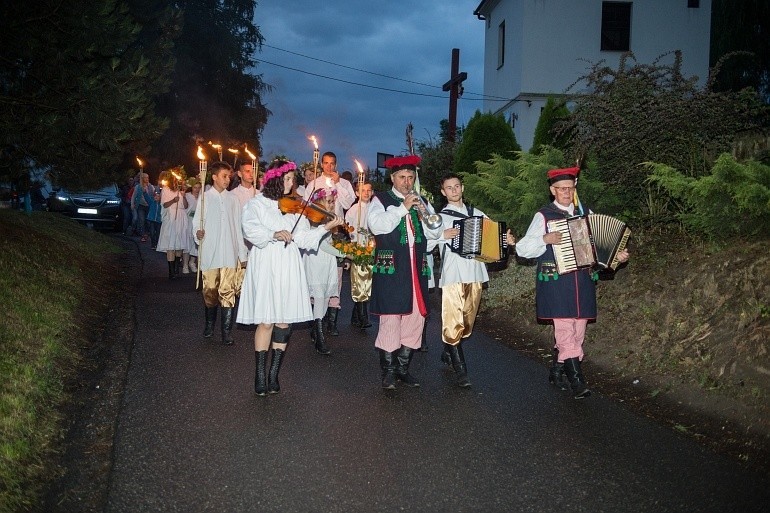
[106,199,120,205]
[56,194,70,202]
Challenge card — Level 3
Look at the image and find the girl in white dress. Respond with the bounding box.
[302,188,345,355]
[156,171,190,279]
[237,160,343,396]
[185,182,202,273]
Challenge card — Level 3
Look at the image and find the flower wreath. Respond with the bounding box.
[310,187,337,203]
[262,161,297,182]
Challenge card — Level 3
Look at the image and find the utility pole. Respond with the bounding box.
[442,48,467,144]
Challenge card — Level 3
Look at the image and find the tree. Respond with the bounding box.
[557,51,769,205]
[452,111,520,177]
[0,0,179,190]
[150,0,271,173]
[530,96,570,154]
[416,120,459,208]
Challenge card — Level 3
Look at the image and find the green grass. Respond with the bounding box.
[0,210,122,513]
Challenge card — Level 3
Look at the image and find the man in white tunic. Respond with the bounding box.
[192,161,248,345]
[302,151,356,335]
[230,161,259,296]
[430,174,514,387]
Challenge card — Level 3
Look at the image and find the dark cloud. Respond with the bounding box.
[253,1,484,170]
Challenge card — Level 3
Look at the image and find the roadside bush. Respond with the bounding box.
[646,153,770,239]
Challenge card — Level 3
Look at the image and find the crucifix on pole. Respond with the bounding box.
[442,48,467,144]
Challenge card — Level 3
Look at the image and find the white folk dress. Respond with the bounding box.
[185,192,200,257]
[236,195,330,325]
[156,187,191,253]
[302,237,343,319]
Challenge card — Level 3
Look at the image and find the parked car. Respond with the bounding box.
[47,183,122,231]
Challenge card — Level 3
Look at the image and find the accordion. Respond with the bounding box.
[546,214,631,275]
[449,216,508,263]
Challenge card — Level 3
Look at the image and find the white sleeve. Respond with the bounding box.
[367,196,409,235]
[336,180,356,211]
[515,212,548,259]
[242,203,277,249]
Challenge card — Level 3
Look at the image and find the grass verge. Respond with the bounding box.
[0,210,122,513]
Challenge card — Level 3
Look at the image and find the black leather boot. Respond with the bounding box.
[549,348,569,391]
[359,301,372,329]
[395,346,420,387]
[221,307,234,345]
[448,342,472,388]
[441,342,453,367]
[168,261,176,280]
[174,256,182,276]
[203,307,217,338]
[563,357,591,399]
[417,314,429,352]
[254,351,268,396]
[313,318,330,355]
[379,349,397,390]
[325,307,340,336]
[267,348,285,393]
[351,302,362,327]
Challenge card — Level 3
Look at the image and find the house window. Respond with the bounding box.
[688,0,700,7]
[601,2,631,52]
[497,21,505,69]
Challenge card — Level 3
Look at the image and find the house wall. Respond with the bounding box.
[477,0,712,151]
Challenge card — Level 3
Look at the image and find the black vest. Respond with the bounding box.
[535,204,597,320]
[369,191,430,316]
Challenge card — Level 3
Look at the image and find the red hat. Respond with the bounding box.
[547,166,579,184]
[383,155,421,172]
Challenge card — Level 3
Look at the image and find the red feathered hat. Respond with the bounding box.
[547,166,580,184]
[383,155,421,172]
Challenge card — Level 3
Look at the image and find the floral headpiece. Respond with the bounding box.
[262,161,297,183]
[310,188,337,203]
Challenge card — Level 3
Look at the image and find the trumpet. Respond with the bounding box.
[407,189,443,230]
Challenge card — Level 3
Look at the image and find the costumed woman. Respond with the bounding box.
[236,159,343,396]
[185,180,202,274]
[156,169,191,279]
[301,187,346,355]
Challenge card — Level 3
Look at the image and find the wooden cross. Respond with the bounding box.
[442,48,467,144]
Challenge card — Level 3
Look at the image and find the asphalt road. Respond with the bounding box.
[106,242,770,512]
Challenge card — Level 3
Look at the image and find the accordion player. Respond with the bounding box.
[448,216,509,264]
[546,213,631,275]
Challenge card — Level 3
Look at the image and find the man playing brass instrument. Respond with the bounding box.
[367,155,443,390]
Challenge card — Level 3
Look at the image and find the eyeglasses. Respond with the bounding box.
[552,186,575,193]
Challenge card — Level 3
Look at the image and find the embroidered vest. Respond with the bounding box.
[369,191,431,315]
[535,204,597,320]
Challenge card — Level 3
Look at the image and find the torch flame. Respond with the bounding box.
[309,135,318,150]
[354,159,364,174]
[245,147,256,160]
[227,148,239,155]
[172,171,182,180]
[136,157,144,167]
[208,141,222,150]
[197,146,206,160]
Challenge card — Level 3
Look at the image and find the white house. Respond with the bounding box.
[472,0,712,151]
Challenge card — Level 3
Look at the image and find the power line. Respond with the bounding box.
[261,44,513,102]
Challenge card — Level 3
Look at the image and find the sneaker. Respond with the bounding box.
[189,262,197,273]
[182,267,190,274]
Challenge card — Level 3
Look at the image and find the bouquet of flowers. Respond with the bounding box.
[332,232,375,267]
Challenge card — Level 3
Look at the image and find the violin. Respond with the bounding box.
[278,196,354,233]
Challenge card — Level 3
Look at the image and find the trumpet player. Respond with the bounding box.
[366,155,442,390]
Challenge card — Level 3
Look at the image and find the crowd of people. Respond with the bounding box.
[121,154,628,400]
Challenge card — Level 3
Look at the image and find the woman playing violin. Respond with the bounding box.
[236,159,343,396]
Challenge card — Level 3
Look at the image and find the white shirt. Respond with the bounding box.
[230,184,258,209]
[302,175,356,217]
[191,188,248,270]
[344,202,371,243]
[516,201,575,259]
[432,202,489,286]
[367,188,443,241]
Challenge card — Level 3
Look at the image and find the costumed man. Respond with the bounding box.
[515,166,629,399]
[230,160,259,297]
[367,155,443,389]
[344,179,374,330]
[431,173,516,388]
[303,151,356,337]
[192,161,249,345]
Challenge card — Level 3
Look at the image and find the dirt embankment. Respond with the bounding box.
[479,230,770,469]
